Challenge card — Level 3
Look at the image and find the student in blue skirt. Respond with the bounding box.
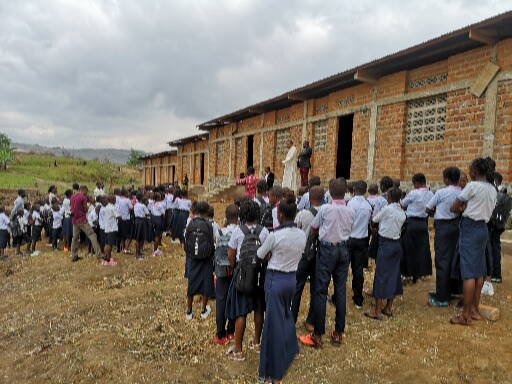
[450,158,497,325]
[365,188,406,320]
[150,192,166,256]
[133,193,150,260]
[426,167,461,307]
[61,189,73,253]
[225,200,269,361]
[257,191,306,383]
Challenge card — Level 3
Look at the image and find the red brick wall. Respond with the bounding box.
[494,79,512,181]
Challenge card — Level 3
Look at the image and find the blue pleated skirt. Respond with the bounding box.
[374,237,403,300]
[187,257,215,297]
[459,217,488,279]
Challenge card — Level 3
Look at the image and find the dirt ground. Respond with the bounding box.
[1,233,511,384]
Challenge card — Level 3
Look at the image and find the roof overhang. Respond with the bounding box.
[168,133,209,146]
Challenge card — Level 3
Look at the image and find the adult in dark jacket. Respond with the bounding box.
[265,166,275,189]
[298,141,313,187]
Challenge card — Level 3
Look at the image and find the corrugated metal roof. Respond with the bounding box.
[198,10,512,130]
[168,132,209,146]
[140,150,177,161]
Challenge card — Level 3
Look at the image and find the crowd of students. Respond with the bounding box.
[0,156,509,383]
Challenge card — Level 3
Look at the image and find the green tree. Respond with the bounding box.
[0,133,15,171]
[126,148,145,167]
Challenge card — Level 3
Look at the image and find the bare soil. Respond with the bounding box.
[1,235,511,384]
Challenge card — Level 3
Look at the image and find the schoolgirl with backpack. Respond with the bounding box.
[184,201,215,321]
[225,200,269,361]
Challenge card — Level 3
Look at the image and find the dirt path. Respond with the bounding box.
[0,236,511,384]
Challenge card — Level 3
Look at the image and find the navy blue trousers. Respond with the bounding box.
[259,270,297,382]
[291,255,315,325]
[349,237,369,306]
[215,276,235,338]
[313,242,350,335]
[373,237,403,300]
[434,219,459,302]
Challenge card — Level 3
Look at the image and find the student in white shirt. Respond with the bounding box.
[102,195,119,266]
[51,203,64,250]
[368,177,393,261]
[450,158,497,326]
[133,193,150,260]
[150,192,166,256]
[426,167,462,307]
[61,189,73,253]
[347,181,373,308]
[29,204,43,256]
[0,207,10,258]
[365,188,406,320]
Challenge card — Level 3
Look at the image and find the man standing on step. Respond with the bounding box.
[70,185,101,262]
[298,141,313,187]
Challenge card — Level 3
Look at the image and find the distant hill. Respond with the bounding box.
[13,142,144,164]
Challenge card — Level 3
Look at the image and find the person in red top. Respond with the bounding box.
[70,185,101,262]
[236,166,259,199]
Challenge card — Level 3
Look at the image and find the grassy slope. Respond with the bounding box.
[0,153,140,191]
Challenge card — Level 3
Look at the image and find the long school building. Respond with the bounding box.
[142,12,512,191]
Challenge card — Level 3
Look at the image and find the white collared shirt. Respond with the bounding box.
[347,195,372,239]
[373,203,406,240]
[104,203,119,233]
[257,226,306,272]
[426,185,461,220]
[311,200,355,243]
[459,181,497,222]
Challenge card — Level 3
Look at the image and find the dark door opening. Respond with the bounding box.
[200,153,205,185]
[247,135,254,169]
[336,114,354,179]
[171,165,176,184]
[153,168,157,186]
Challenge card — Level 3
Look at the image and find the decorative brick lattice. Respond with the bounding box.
[315,103,328,114]
[276,129,291,155]
[406,94,447,143]
[336,95,355,108]
[408,73,448,89]
[235,138,243,160]
[314,120,328,150]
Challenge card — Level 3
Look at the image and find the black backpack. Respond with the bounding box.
[303,207,320,261]
[259,203,274,232]
[184,217,214,260]
[214,228,233,278]
[235,225,263,294]
[490,192,512,230]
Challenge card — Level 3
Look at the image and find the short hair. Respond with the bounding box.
[379,176,394,193]
[108,195,116,204]
[269,186,283,199]
[309,186,325,203]
[353,180,368,195]
[207,204,215,219]
[308,176,321,189]
[247,166,255,175]
[65,189,73,198]
[412,173,426,185]
[443,167,461,184]
[190,201,198,214]
[114,188,121,195]
[494,171,503,185]
[196,201,209,216]
[298,186,308,196]
[256,180,268,194]
[18,189,25,197]
[387,188,402,203]
[278,192,297,221]
[239,199,260,223]
[225,204,239,224]
[393,179,401,188]
[136,192,143,201]
[80,185,88,192]
[329,178,347,199]
[368,183,379,195]
[72,183,80,191]
[471,158,495,183]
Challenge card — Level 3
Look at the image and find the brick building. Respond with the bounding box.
[141,150,178,186]
[143,12,512,191]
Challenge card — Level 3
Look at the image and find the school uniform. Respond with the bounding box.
[164,193,174,231]
[11,196,24,219]
[347,195,373,306]
[310,200,355,336]
[11,215,26,247]
[104,203,119,246]
[133,202,150,242]
[253,195,270,207]
[172,198,191,242]
[150,201,166,237]
[368,194,387,260]
[457,182,497,279]
[0,213,9,249]
[23,209,31,242]
[98,205,107,250]
[215,224,237,339]
[257,224,306,382]
[115,196,132,242]
[185,217,215,298]
[400,188,434,279]
[61,198,73,240]
[297,192,311,211]
[291,206,321,325]
[271,203,280,230]
[30,211,43,242]
[51,208,64,249]
[225,225,270,319]
[87,206,99,249]
[426,185,462,302]
[372,203,406,299]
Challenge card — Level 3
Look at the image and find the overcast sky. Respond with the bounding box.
[0,1,510,152]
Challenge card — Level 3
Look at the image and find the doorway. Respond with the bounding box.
[153,168,157,186]
[336,114,354,179]
[200,153,205,185]
[247,135,254,169]
[171,165,176,184]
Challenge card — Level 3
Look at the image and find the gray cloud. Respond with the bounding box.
[0,0,510,151]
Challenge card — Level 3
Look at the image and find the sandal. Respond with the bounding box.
[249,340,261,353]
[450,315,472,326]
[226,346,245,361]
[364,312,383,321]
[428,297,449,308]
[299,333,322,348]
[331,331,342,346]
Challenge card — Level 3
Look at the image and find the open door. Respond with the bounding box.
[336,114,354,179]
[247,135,254,169]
